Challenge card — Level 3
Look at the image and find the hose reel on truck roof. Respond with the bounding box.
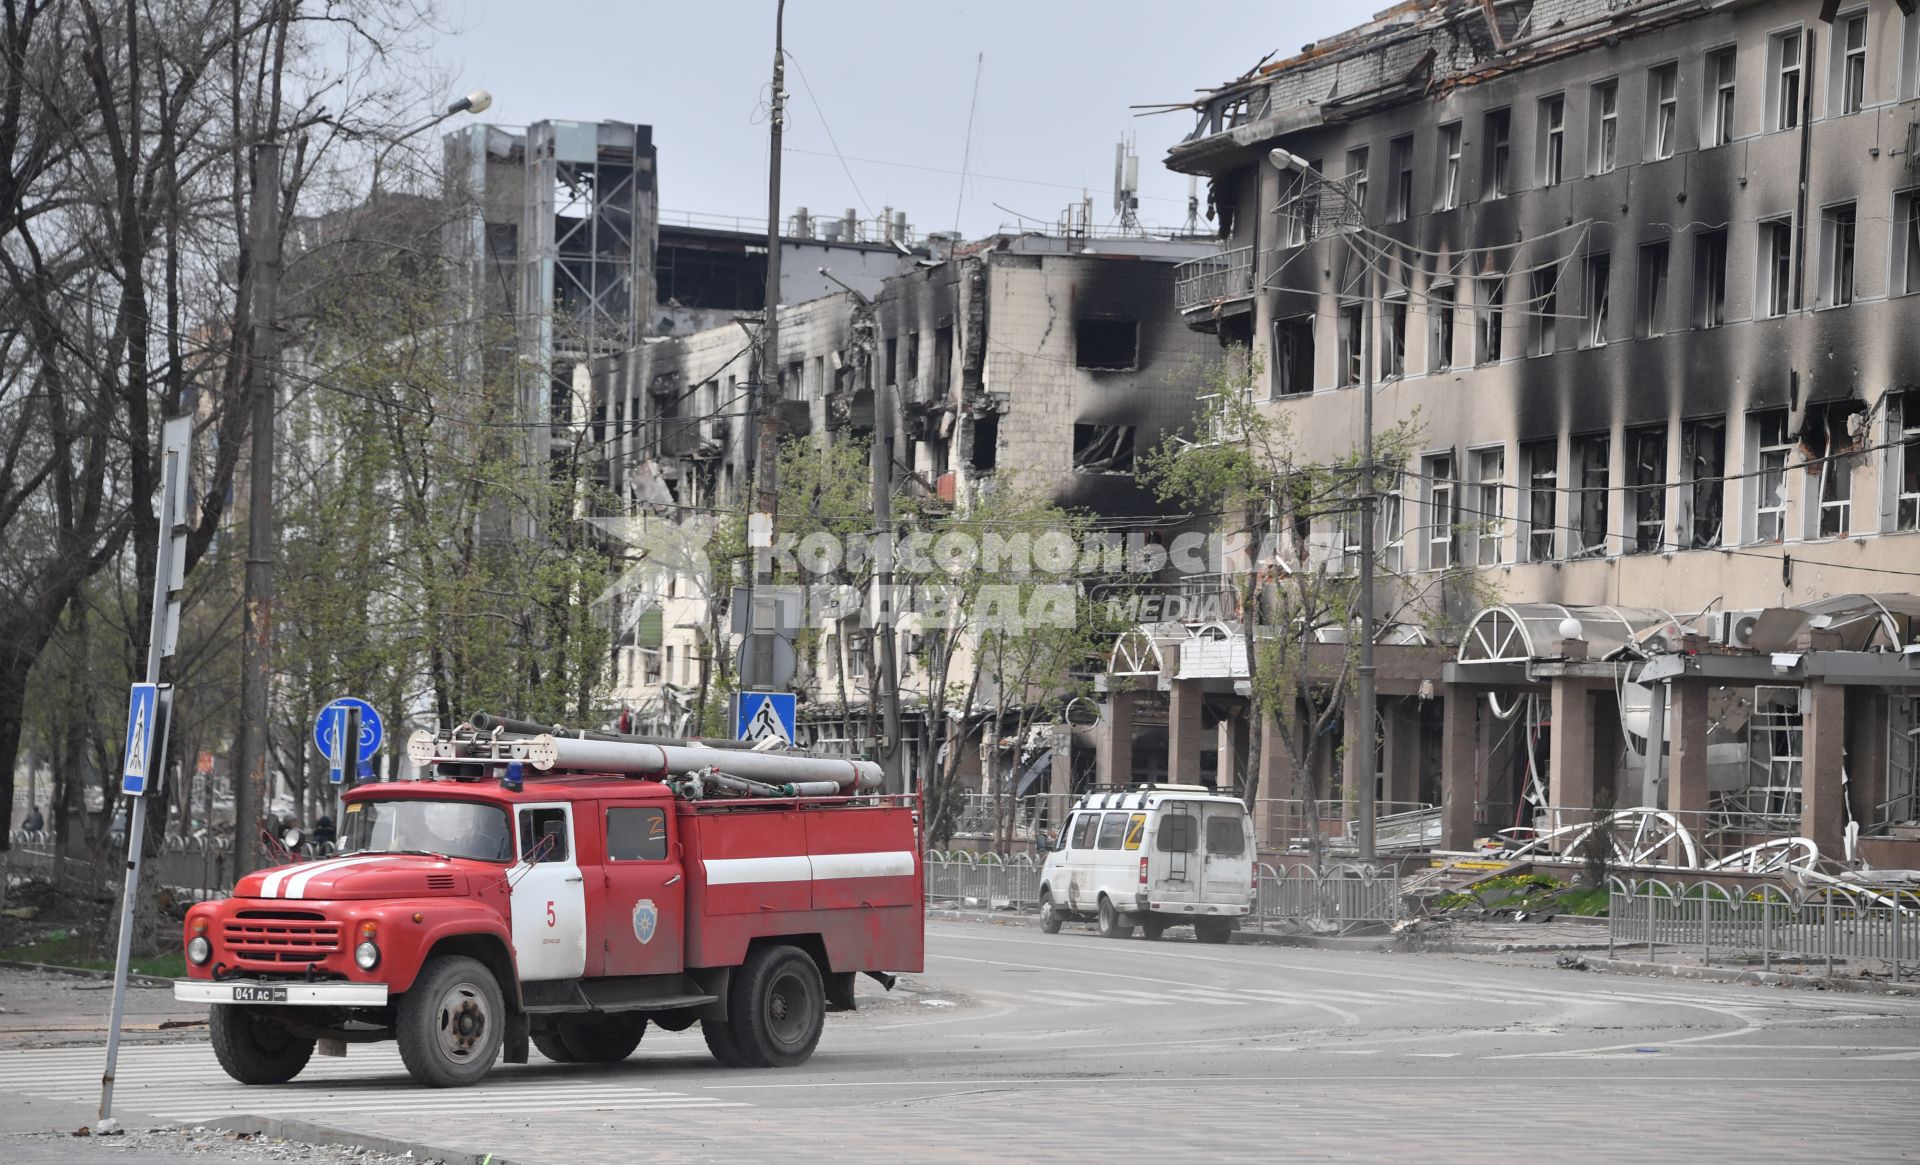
[406,719,883,798]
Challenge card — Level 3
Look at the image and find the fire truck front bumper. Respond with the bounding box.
[173,979,389,1007]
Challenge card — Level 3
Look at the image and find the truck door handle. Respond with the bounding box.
[564,875,583,884]
[664,874,681,886]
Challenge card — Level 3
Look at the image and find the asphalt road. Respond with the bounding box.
[6,919,1919,1163]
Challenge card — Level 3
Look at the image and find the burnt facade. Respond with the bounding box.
[1167,0,1920,864]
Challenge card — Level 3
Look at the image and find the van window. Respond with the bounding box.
[1156,814,1198,853]
[1070,813,1099,850]
[606,807,668,861]
[1096,812,1128,850]
[1123,813,1146,850]
[1205,814,1247,857]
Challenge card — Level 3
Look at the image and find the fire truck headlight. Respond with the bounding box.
[354,940,380,970]
[187,935,211,965]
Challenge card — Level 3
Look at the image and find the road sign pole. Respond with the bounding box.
[99,416,190,1128]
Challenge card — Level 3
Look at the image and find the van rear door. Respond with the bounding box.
[1148,801,1199,905]
[1200,804,1253,904]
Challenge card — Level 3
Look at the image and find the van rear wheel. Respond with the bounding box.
[1038,891,1062,934]
[1140,920,1166,941]
[1195,918,1233,944]
[1096,897,1133,940]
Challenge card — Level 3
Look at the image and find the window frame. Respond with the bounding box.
[1693,229,1728,329]
[605,806,669,862]
[1627,424,1669,554]
[1388,134,1414,223]
[1539,94,1566,187]
[1638,241,1671,338]
[1529,266,1558,357]
[1836,9,1867,117]
[1750,410,1793,545]
[1648,64,1679,160]
[1524,439,1559,562]
[1424,451,1456,571]
[1680,417,1726,549]
[1592,78,1619,173]
[1472,446,1507,566]
[1760,217,1794,318]
[1438,121,1463,210]
[1429,281,1455,372]
[1771,28,1805,133]
[1584,252,1611,347]
[1477,275,1506,364]
[1485,108,1512,199]
[1706,45,1738,147]
[1891,394,1920,532]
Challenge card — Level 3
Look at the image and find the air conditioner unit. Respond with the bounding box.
[1712,609,1767,650]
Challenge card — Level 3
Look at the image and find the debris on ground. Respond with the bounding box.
[1555,954,1590,971]
[19,1125,453,1163]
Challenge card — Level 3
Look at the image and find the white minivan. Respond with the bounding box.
[1037,785,1255,942]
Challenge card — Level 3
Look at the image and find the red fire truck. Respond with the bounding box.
[173,720,923,1088]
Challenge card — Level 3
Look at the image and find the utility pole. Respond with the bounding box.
[753,0,787,590]
[1355,254,1378,865]
[235,142,281,877]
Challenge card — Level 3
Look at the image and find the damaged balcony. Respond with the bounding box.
[1173,245,1254,319]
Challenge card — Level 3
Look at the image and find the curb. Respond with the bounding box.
[1580,956,1920,996]
[0,959,173,988]
[210,1115,516,1165]
[928,909,1398,950]
[1406,940,1615,955]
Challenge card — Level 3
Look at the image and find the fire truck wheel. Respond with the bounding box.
[701,1018,749,1067]
[208,1005,315,1085]
[397,955,505,1088]
[1038,891,1063,934]
[1195,918,1233,945]
[530,1031,580,1063]
[555,1014,647,1063]
[728,944,824,1068]
[1096,896,1133,940]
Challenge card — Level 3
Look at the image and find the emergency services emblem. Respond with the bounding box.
[632,898,658,945]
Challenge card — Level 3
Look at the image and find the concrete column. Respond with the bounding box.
[1801,681,1847,858]
[1048,725,1073,828]
[1167,678,1205,785]
[1217,712,1250,798]
[1382,699,1420,810]
[1549,678,1596,832]
[1847,690,1889,844]
[1441,689,1479,851]
[1097,690,1134,787]
[1669,679,1712,820]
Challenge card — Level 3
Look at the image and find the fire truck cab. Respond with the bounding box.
[174,735,922,1089]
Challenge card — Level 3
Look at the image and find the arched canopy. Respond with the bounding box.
[1456,604,1686,664]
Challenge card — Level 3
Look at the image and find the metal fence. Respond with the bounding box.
[5,831,239,901]
[1173,245,1254,311]
[924,853,1401,934]
[1608,875,1920,981]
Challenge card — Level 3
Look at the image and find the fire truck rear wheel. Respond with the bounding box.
[701,1018,749,1067]
[208,1004,315,1085]
[1038,891,1063,934]
[728,944,824,1068]
[397,954,505,1088]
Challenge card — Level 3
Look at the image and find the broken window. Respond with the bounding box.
[1524,440,1558,562]
[1802,401,1863,538]
[1424,452,1455,570]
[1693,230,1728,328]
[1761,218,1793,318]
[1438,122,1462,210]
[1573,433,1610,558]
[1707,47,1737,147]
[1473,446,1506,565]
[1339,301,1363,386]
[1385,299,1408,378]
[1539,94,1565,187]
[1771,29,1803,132]
[1345,145,1370,215]
[1680,418,1725,549]
[885,337,898,385]
[1529,267,1558,357]
[1838,11,1867,116]
[1823,203,1857,308]
[970,413,998,471]
[1584,254,1611,347]
[1273,315,1315,397]
[1378,470,1406,574]
[1751,410,1792,544]
[935,324,954,390]
[1075,318,1138,371]
[1592,79,1618,174]
[1897,190,1920,297]
[1648,64,1678,160]
[1627,425,1668,553]
[906,332,920,381]
[1638,242,1670,337]
[1477,276,1505,364]
[1430,282,1455,371]
[1893,395,1920,531]
[1388,135,1414,223]
[1280,170,1309,247]
[1072,424,1135,474]
[1485,108,1511,198]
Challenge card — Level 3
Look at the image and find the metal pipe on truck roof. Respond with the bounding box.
[467,711,754,750]
[511,734,884,790]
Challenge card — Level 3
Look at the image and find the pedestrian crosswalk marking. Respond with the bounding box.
[0,1040,749,1121]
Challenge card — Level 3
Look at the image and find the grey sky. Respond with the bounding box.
[439,0,1383,238]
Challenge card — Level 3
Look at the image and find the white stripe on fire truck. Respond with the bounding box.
[283,855,391,899]
[701,850,916,886]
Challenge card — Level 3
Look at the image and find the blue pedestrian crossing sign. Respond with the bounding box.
[735,691,796,745]
[121,683,162,796]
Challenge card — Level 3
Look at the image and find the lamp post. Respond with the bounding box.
[371,89,494,195]
[1269,147,1378,864]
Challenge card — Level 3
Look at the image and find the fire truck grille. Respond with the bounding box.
[224,911,342,962]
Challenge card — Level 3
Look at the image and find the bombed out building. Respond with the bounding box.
[1158,0,1920,867]
[592,225,1215,796]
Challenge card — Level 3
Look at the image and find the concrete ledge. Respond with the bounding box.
[210,1114,515,1165]
[1407,940,1615,955]
[1581,956,1920,996]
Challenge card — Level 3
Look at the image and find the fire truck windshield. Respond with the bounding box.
[338,800,512,863]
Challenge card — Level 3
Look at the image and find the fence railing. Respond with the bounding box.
[924,853,1401,934]
[3,831,288,902]
[1607,876,1920,981]
[1173,245,1254,311]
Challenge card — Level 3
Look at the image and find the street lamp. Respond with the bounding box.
[1268,145,1379,865]
[371,89,494,194]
